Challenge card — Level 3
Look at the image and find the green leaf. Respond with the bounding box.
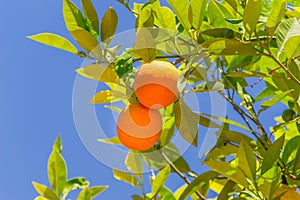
[236,141,256,182]
[191,81,224,93]
[276,18,300,58]
[159,187,176,200]
[63,177,90,196]
[190,0,208,30]
[152,2,176,30]
[53,135,62,153]
[138,6,154,28]
[257,166,281,199]
[27,33,78,54]
[166,0,191,31]
[208,39,259,56]
[206,144,239,161]
[63,0,86,31]
[152,165,171,196]
[89,186,108,198]
[135,28,156,62]
[81,0,99,37]
[77,187,91,200]
[34,197,49,200]
[204,160,249,188]
[175,99,198,147]
[284,36,300,59]
[266,0,287,34]
[199,115,220,128]
[160,115,175,146]
[125,151,143,175]
[76,64,119,83]
[97,137,122,145]
[178,171,217,200]
[70,28,101,56]
[293,143,300,175]
[48,150,67,196]
[32,182,59,200]
[260,134,285,174]
[113,169,138,187]
[243,0,262,34]
[101,6,118,43]
[254,87,275,102]
[208,0,235,28]
[217,180,236,200]
[260,89,293,111]
[282,136,300,163]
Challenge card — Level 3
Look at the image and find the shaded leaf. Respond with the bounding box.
[101,6,118,43]
[76,64,119,83]
[254,87,275,102]
[135,28,156,62]
[217,180,236,200]
[32,182,59,200]
[175,99,198,147]
[236,141,256,182]
[70,28,101,56]
[206,144,238,161]
[243,0,262,34]
[282,136,300,163]
[257,166,281,199]
[27,33,78,54]
[125,151,143,175]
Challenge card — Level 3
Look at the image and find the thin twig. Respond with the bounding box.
[160,150,206,200]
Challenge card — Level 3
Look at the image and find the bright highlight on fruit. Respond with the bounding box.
[116,103,162,150]
[133,60,180,109]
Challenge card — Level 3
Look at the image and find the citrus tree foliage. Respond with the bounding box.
[32,136,108,200]
[29,0,300,199]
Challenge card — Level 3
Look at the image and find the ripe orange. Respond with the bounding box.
[134,60,180,109]
[116,103,162,150]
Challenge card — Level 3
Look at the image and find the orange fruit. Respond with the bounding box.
[116,103,162,150]
[134,60,179,109]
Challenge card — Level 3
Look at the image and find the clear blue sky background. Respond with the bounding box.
[0,0,285,199]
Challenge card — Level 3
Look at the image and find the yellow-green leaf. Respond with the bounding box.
[63,0,86,31]
[125,151,143,175]
[152,2,176,30]
[101,6,118,43]
[243,0,262,34]
[81,0,99,36]
[175,99,198,147]
[75,64,119,83]
[77,187,91,200]
[204,160,249,188]
[166,0,191,31]
[97,137,122,145]
[113,169,138,187]
[152,165,171,196]
[135,28,156,62]
[32,182,59,200]
[27,33,78,54]
[70,28,101,57]
[89,186,108,198]
[190,0,208,30]
[284,36,300,59]
[236,141,256,182]
[266,0,287,34]
[89,90,124,104]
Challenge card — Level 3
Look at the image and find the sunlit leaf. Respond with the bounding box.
[217,180,236,200]
[135,28,156,62]
[97,137,122,145]
[179,171,217,200]
[260,89,293,111]
[138,6,154,28]
[113,169,138,187]
[82,0,99,38]
[159,187,176,200]
[204,160,248,188]
[63,177,89,196]
[152,165,171,196]
[284,36,300,59]
[48,150,67,196]
[101,6,118,43]
[190,0,208,30]
[89,186,108,198]
[77,187,91,200]
[282,136,300,163]
[257,166,281,199]
[266,0,287,34]
[27,33,78,54]
[32,182,59,200]
[89,90,124,104]
[166,0,190,31]
[243,0,262,34]
[125,151,143,176]
[254,87,275,102]
[63,0,86,31]
[205,144,238,161]
[76,64,119,83]
[175,99,198,147]
[34,197,49,200]
[152,2,176,30]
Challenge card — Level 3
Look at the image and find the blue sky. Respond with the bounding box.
[0,0,286,199]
